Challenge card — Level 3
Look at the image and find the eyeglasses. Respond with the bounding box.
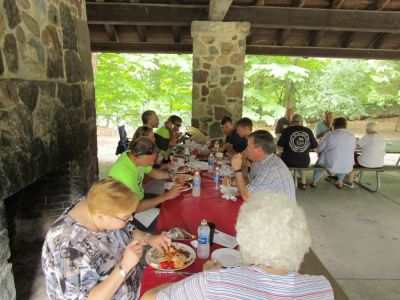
[112,213,134,223]
[174,123,182,127]
[134,144,157,156]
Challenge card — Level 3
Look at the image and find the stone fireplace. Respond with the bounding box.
[0,0,97,298]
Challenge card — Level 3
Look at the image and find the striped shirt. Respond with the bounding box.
[157,266,333,300]
[247,154,296,203]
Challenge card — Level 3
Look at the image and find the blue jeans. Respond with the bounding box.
[313,169,346,182]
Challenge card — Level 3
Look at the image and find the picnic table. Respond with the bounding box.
[139,173,349,299]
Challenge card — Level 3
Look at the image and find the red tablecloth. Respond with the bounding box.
[139,173,243,297]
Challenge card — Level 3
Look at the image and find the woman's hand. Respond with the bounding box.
[147,232,172,252]
[203,259,223,271]
[120,240,143,272]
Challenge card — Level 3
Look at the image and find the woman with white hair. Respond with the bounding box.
[345,121,386,188]
[141,192,334,300]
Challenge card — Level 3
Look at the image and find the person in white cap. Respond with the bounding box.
[345,121,386,188]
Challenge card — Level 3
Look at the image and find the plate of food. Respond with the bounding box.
[170,165,191,174]
[146,242,196,270]
[164,182,193,192]
[175,174,193,182]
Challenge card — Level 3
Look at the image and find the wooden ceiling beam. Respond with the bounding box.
[86,3,400,33]
[136,25,147,42]
[171,26,181,43]
[209,0,233,21]
[368,33,386,49]
[275,0,306,46]
[275,29,292,46]
[369,0,391,11]
[104,24,119,42]
[330,0,345,9]
[247,45,400,60]
[90,41,400,60]
[340,31,356,48]
[306,30,326,47]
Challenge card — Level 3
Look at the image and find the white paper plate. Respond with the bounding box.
[211,248,240,267]
[164,182,193,192]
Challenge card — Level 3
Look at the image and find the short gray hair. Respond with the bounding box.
[236,192,311,272]
[248,130,275,154]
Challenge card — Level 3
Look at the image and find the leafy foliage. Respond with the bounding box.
[94,53,400,128]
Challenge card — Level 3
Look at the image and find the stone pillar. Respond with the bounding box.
[191,21,250,139]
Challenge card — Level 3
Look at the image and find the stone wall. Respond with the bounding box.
[191,21,250,139]
[0,0,97,297]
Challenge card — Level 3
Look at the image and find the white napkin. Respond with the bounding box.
[134,208,160,228]
[213,230,238,248]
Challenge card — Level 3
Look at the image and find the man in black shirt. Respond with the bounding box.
[141,110,170,152]
[220,116,248,154]
[275,108,294,138]
[277,113,318,189]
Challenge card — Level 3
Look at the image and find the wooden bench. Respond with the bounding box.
[289,165,399,192]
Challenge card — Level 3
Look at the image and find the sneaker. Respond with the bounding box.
[344,182,355,189]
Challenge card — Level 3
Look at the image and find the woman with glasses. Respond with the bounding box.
[42,178,171,300]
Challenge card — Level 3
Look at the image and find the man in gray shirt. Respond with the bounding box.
[231,130,296,202]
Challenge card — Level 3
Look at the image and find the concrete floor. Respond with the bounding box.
[297,171,400,300]
[11,164,400,299]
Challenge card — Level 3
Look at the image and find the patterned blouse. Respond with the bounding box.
[41,198,143,300]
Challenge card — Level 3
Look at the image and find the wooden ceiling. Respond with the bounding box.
[87,0,400,59]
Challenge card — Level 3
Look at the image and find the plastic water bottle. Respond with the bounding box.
[214,166,220,190]
[184,147,190,163]
[208,153,215,173]
[197,219,210,259]
[192,171,201,197]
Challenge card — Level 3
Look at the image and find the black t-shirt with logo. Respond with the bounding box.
[226,129,248,153]
[277,125,318,167]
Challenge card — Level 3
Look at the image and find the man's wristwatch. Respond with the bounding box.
[234,168,242,173]
[117,264,126,278]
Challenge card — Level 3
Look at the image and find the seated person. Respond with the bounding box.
[235,117,253,140]
[131,126,170,170]
[345,121,386,188]
[275,107,294,138]
[108,137,184,230]
[142,191,334,300]
[42,178,171,300]
[310,117,356,189]
[235,117,254,176]
[314,111,333,139]
[232,130,296,202]
[130,125,155,147]
[277,113,318,189]
[156,115,184,156]
[142,110,170,154]
[220,116,247,155]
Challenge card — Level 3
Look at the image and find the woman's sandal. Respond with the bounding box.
[299,183,307,190]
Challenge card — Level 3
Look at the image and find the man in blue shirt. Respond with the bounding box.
[314,111,333,139]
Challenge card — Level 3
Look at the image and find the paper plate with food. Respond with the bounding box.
[164,182,193,192]
[170,165,191,174]
[175,174,193,182]
[146,242,196,271]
